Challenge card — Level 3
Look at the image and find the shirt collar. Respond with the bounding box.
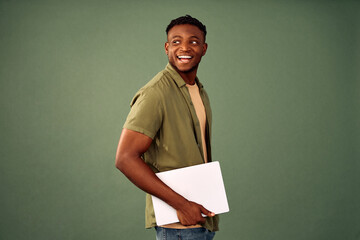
[165,63,204,89]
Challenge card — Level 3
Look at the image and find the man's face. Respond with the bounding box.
[165,24,208,74]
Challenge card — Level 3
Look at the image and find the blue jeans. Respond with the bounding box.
[155,227,215,240]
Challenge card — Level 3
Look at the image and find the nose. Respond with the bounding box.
[180,42,191,51]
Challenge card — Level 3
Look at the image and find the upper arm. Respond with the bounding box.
[115,128,153,168]
[116,87,162,168]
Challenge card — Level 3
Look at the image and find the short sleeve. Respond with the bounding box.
[123,88,163,139]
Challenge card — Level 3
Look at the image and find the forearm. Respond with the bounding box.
[116,154,188,210]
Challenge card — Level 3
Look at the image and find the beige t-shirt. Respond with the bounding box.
[186,83,207,163]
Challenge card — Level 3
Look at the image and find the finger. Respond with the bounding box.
[199,205,215,217]
[177,210,197,226]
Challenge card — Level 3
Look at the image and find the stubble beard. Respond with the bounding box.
[169,61,199,75]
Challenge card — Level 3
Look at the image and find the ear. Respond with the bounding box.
[165,42,169,55]
[202,43,208,56]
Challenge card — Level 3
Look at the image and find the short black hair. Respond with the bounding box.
[166,15,207,40]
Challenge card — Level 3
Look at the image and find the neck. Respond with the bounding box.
[179,71,197,85]
[175,67,198,85]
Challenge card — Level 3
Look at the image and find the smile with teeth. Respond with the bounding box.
[177,55,193,63]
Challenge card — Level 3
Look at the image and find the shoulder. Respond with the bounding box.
[142,69,175,93]
[130,69,175,106]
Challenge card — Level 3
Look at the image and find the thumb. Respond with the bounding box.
[199,205,215,217]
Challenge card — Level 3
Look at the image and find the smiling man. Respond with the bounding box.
[115,15,219,240]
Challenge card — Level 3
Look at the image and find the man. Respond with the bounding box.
[115,15,219,239]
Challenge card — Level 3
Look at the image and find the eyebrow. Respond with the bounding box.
[171,35,200,40]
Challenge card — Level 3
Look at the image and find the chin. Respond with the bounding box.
[177,66,192,72]
[175,64,198,74]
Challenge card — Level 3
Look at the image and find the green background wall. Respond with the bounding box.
[1,0,359,239]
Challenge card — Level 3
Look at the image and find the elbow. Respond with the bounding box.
[115,152,127,173]
[115,150,135,174]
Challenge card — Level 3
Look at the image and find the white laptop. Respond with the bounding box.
[151,161,229,226]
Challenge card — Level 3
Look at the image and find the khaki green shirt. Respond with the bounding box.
[123,63,219,232]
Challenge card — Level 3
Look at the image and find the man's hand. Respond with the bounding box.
[176,201,215,226]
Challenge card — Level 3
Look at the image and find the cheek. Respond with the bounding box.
[169,51,176,58]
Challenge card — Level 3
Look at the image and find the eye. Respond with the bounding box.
[172,40,180,44]
[190,40,199,45]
